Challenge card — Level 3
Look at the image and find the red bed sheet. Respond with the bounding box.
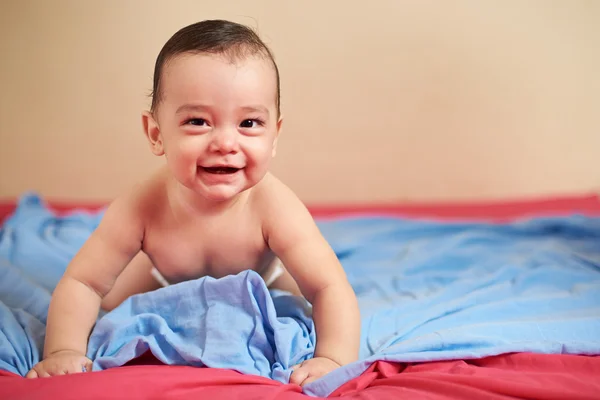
[2,192,600,222]
[1,193,600,399]
[1,353,599,400]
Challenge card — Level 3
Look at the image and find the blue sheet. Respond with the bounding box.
[1,193,599,398]
[87,271,315,384]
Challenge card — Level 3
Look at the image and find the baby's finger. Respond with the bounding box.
[67,361,86,374]
[302,375,319,386]
[291,362,303,371]
[25,368,38,379]
[84,359,93,373]
[37,369,51,378]
[289,367,309,386]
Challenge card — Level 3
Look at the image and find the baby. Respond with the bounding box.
[26,20,360,386]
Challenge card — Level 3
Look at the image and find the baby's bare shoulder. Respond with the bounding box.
[251,173,302,210]
[133,168,169,214]
[107,167,168,224]
[250,173,312,229]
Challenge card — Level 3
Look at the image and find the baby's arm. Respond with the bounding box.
[261,182,360,385]
[26,193,145,378]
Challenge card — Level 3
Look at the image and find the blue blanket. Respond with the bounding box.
[87,272,315,384]
[1,193,599,397]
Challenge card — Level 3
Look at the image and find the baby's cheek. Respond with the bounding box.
[165,143,197,179]
[176,139,202,160]
[247,158,272,186]
[247,137,274,160]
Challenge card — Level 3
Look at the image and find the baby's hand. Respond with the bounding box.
[289,357,341,386]
[26,350,92,378]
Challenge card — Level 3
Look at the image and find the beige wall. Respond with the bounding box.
[0,0,598,204]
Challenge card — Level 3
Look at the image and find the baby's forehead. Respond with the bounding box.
[165,52,275,79]
[160,52,279,105]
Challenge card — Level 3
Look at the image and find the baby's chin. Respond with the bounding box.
[194,183,250,203]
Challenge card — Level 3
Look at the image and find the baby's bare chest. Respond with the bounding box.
[141,214,274,284]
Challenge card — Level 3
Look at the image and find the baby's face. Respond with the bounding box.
[154,53,281,202]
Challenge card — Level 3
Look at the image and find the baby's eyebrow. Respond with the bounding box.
[240,105,269,116]
[174,104,270,117]
[175,104,211,114]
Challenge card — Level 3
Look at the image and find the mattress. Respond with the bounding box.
[1,192,599,399]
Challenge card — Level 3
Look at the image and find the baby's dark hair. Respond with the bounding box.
[150,20,281,115]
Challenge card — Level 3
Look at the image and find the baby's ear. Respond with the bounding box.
[142,111,164,156]
[272,116,283,157]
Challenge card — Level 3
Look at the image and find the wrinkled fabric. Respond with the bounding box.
[1,193,599,398]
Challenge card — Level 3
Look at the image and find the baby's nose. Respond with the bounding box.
[210,129,239,153]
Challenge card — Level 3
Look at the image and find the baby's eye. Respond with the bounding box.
[240,119,263,128]
[186,118,207,126]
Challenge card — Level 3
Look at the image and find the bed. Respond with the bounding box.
[1,192,599,399]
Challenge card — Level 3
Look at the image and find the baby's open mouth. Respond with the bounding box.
[201,166,240,174]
